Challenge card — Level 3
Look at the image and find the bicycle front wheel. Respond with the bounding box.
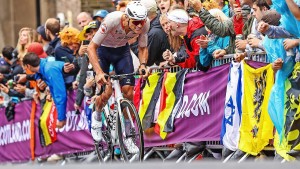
[117,99,144,162]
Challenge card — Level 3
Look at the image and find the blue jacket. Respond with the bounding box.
[35,59,67,121]
[199,35,230,67]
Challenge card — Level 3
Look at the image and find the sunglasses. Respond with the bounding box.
[131,19,146,26]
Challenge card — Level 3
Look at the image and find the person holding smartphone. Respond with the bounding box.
[75,21,101,111]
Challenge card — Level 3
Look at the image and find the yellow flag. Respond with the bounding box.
[156,72,177,139]
[139,73,161,125]
[239,61,274,155]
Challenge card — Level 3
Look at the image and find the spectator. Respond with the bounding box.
[163,9,208,69]
[55,27,81,88]
[26,42,49,100]
[45,18,61,56]
[27,42,47,59]
[75,21,100,110]
[286,0,300,20]
[55,27,80,62]
[77,12,93,29]
[16,27,38,60]
[36,25,51,55]
[141,0,171,66]
[198,9,230,66]
[215,0,232,17]
[116,0,129,12]
[93,10,109,23]
[1,46,23,80]
[22,52,68,128]
[156,0,173,14]
[187,0,252,58]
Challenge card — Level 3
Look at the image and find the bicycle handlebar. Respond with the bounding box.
[104,70,146,80]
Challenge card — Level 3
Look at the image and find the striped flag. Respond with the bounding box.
[221,61,242,151]
[39,101,57,146]
[139,73,164,130]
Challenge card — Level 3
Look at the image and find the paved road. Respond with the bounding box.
[0,161,299,169]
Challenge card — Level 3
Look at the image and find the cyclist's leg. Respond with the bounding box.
[112,44,135,101]
[94,45,112,111]
[111,45,141,155]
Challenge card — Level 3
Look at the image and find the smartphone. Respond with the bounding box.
[61,56,70,63]
[13,76,20,83]
[86,71,94,79]
[82,40,90,45]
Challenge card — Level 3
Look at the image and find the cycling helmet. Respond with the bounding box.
[125,1,147,20]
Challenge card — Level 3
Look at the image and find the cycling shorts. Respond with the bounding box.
[97,44,135,86]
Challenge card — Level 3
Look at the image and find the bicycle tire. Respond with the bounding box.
[94,107,114,163]
[117,99,144,162]
[94,142,104,162]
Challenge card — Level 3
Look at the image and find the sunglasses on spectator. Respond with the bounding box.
[130,19,146,26]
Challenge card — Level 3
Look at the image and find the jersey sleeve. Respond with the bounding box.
[92,13,117,46]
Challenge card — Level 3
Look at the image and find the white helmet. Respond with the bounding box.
[125,1,148,20]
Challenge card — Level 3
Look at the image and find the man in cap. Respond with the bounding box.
[75,21,103,111]
[27,42,48,58]
[93,9,109,23]
[22,52,68,128]
[36,25,51,55]
[163,8,209,69]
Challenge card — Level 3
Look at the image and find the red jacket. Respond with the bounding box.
[233,15,244,35]
[178,17,206,68]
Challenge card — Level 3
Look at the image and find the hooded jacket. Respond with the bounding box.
[34,59,67,121]
[175,17,208,69]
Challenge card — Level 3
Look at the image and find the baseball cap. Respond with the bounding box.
[93,10,109,19]
[27,42,47,58]
[78,21,100,40]
[37,25,50,41]
[140,0,158,12]
[167,9,190,24]
[261,10,281,26]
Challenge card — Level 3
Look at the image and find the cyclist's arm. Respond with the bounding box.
[87,42,103,74]
[88,16,114,74]
[138,46,148,66]
[137,20,150,65]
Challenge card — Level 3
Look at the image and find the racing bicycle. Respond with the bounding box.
[94,71,145,163]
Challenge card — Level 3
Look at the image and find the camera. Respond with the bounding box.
[86,71,94,79]
[61,56,70,63]
[82,40,90,45]
[13,76,19,83]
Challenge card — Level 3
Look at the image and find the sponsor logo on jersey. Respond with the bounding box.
[100,24,108,34]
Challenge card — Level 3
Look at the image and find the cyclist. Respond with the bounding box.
[87,1,149,153]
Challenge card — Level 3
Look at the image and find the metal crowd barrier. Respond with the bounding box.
[150,52,270,74]
[145,52,271,162]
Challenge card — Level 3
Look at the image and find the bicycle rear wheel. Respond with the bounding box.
[117,99,144,162]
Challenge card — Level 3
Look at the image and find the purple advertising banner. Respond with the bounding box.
[144,64,230,147]
[0,91,94,163]
[0,101,32,162]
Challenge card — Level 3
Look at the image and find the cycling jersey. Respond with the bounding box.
[92,11,150,48]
